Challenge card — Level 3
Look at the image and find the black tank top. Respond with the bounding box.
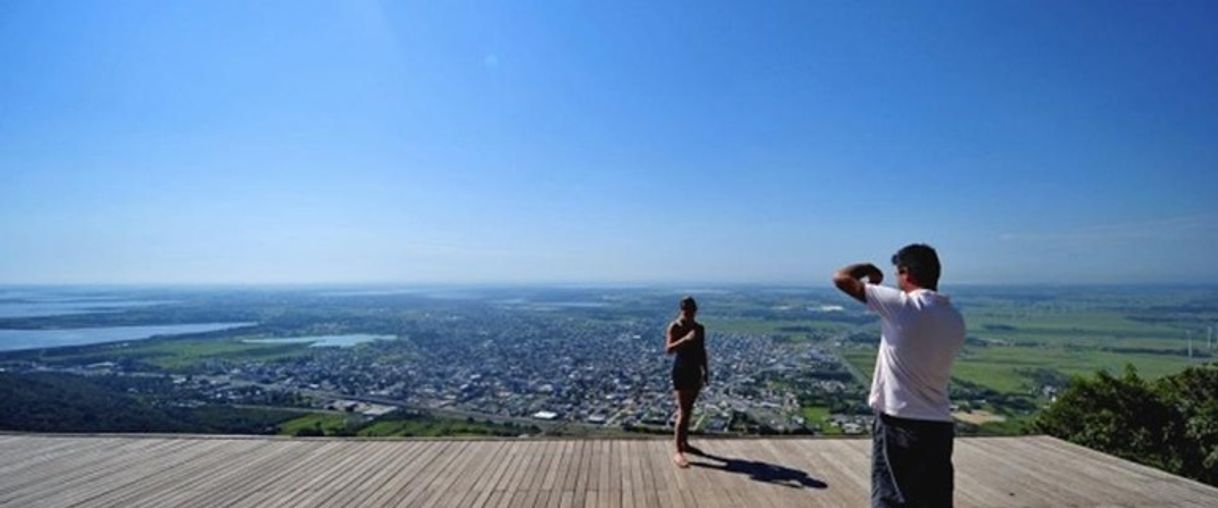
[670,320,706,370]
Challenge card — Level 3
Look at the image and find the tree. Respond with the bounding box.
[1155,365,1218,486]
[1035,364,1218,487]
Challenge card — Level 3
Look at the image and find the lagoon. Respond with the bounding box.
[242,334,395,348]
[0,322,257,351]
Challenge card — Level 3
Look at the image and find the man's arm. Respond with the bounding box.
[833,263,884,303]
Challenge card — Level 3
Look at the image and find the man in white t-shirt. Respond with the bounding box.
[833,244,965,508]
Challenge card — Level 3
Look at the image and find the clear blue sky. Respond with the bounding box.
[2,1,1216,285]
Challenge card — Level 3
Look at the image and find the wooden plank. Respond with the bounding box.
[617,440,636,508]
[308,441,395,506]
[329,441,426,508]
[601,440,618,508]
[262,441,375,508]
[381,441,466,507]
[219,438,348,504]
[0,437,165,494]
[26,438,228,507]
[635,440,662,508]
[965,436,1101,506]
[951,438,1024,507]
[0,436,119,475]
[555,440,583,505]
[631,440,658,508]
[363,441,453,508]
[7,438,199,505]
[312,440,407,507]
[505,441,542,508]
[395,440,473,508]
[540,440,568,492]
[805,438,869,506]
[0,435,1216,507]
[517,440,557,508]
[1023,436,1218,502]
[715,439,758,508]
[493,440,528,504]
[541,440,577,508]
[571,440,594,508]
[470,439,525,508]
[83,438,273,507]
[1,438,198,506]
[125,439,282,507]
[417,439,493,508]
[446,440,511,508]
[216,441,340,508]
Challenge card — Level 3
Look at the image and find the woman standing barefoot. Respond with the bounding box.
[666,296,708,468]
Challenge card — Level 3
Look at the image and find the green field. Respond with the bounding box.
[962,301,1210,351]
[23,336,316,372]
[278,413,361,436]
[357,418,515,438]
[842,345,1209,394]
[800,405,841,435]
[132,339,314,370]
[703,317,851,338]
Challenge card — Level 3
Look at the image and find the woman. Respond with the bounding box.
[666,296,708,468]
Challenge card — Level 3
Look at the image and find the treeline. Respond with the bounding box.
[1035,364,1218,487]
[0,372,306,434]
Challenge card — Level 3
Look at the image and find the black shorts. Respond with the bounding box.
[671,363,702,391]
[872,412,955,508]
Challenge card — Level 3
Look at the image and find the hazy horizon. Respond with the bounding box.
[3,1,1217,286]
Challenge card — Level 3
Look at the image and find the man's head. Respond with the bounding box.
[891,244,941,291]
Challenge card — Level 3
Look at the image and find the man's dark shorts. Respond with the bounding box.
[872,412,955,508]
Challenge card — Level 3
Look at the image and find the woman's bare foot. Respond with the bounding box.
[672,452,690,468]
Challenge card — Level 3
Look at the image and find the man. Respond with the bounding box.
[833,244,965,508]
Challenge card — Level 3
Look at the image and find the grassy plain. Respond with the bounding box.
[799,405,841,435]
[835,286,1217,397]
[15,336,315,372]
[277,413,360,436]
[703,317,852,338]
[844,345,1209,394]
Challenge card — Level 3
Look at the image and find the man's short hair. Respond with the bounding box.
[892,244,941,289]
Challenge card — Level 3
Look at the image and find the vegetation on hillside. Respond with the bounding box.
[0,372,310,434]
[1035,364,1218,487]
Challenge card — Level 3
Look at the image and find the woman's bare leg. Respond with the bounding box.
[673,388,698,467]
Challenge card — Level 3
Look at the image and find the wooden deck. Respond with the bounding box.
[1,434,1215,507]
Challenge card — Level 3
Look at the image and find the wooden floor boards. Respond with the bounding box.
[0,434,1214,507]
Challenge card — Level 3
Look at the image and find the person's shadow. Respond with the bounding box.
[688,448,828,490]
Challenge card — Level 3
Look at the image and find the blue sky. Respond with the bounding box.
[2,1,1216,285]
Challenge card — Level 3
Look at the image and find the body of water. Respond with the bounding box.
[0,323,257,351]
[243,334,395,348]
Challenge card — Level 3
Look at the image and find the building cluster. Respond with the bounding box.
[215,311,858,434]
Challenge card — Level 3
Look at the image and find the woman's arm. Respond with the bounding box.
[665,324,698,355]
[699,325,709,383]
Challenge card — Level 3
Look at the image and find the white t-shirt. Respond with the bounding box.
[864,284,965,422]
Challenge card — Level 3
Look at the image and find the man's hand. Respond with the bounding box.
[833,263,883,303]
